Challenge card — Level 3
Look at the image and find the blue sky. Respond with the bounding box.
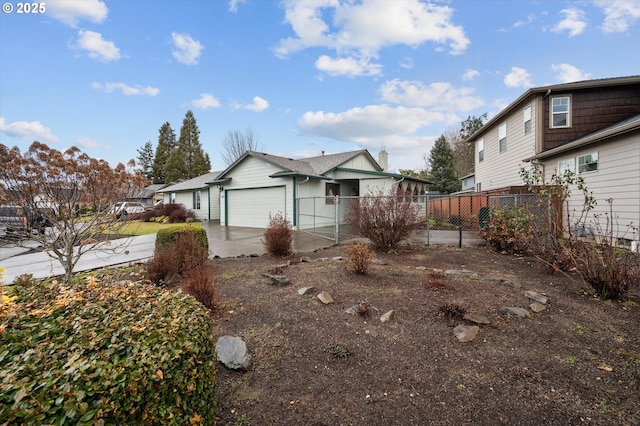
[1,0,639,173]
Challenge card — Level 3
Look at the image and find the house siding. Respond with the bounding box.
[475,101,537,191]
[542,131,640,241]
[165,190,209,221]
[220,156,294,225]
[543,84,640,150]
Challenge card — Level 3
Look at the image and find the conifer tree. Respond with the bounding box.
[427,135,460,194]
[166,110,211,181]
[152,122,177,183]
[136,141,155,181]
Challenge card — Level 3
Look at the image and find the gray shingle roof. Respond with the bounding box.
[242,149,375,177]
[157,171,222,192]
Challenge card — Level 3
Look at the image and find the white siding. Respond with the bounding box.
[220,156,294,227]
[167,190,209,221]
[209,186,221,220]
[475,102,537,191]
[542,132,640,241]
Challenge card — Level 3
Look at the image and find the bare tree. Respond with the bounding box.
[0,142,149,282]
[220,127,262,166]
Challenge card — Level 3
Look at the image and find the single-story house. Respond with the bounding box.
[158,149,432,228]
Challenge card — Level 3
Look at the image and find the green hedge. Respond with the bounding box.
[156,226,209,251]
[0,279,216,425]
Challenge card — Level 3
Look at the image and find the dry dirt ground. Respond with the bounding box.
[210,243,640,426]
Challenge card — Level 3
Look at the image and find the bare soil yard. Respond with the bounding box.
[210,243,640,426]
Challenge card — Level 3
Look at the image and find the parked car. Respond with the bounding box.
[0,206,54,238]
[110,202,146,218]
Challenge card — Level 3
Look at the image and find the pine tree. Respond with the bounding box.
[152,122,177,184]
[427,135,460,194]
[166,110,211,180]
[136,141,155,181]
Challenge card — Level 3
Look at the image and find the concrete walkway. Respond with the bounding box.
[1,234,157,285]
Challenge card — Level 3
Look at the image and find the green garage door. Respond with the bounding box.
[226,186,286,227]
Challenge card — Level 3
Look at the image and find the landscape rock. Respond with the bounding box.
[317,291,334,304]
[530,302,547,313]
[371,258,388,265]
[453,325,480,342]
[380,310,395,323]
[500,306,531,318]
[345,306,358,315]
[216,336,252,370]
[502,280,522,290]
[525,290,549,305]
[263,273,290,286]
[332,256,343,261]
[444,269,478,279]
[300,256,311,263]
[298,286,315,296]
[463,313,491,325]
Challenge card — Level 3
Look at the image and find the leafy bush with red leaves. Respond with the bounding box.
[147,229,208,286]
[263,213,293,256]
[181,265,218,312]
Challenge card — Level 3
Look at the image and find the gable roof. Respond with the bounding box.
[216,149,381,180]
[525,114,640,162]
[469,75,640,142]
[157,171,222,193]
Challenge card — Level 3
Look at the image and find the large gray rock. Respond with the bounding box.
[216,336,252,370]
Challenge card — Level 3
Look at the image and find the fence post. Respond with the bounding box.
[334,195,340,244]
[426,194,430,246]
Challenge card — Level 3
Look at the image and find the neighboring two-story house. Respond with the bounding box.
[469,75,640,244]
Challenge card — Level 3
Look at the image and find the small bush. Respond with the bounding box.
[263,212,293,256]
[346,243,374,275]
[149,228,209,285]
[438,302,467,320]
[346,188,419,251]
[181,264,218,312]
[0,279,217,425]
[481,206,536,254]
[326,342,350,359]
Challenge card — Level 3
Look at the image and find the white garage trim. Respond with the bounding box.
[225,186,286,227]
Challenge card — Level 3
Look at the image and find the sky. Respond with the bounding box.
[1,0,639,174]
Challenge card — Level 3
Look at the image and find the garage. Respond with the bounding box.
[225,186,286,227]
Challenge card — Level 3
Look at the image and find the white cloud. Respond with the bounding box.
[171,32,204,66]
[275,0,469,76]
[245,96,269,112]
[504,67,533,88]
[315,55,382,77]
[552,8,588,37]
[551,64,592,83]
[92,82,160,96]
[46,0,108,27]
[462,69,480,81]
[0,117,59,143]
[379,80,484,112]
[593,0,640,33]
[400,57,414,69]
[74,30,121,62]
[228,0,246,13]
[299,104,447,141]
[76,136,101,149]
[191,93,221,109]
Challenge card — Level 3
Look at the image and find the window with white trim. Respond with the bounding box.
[499,123,507,153]
[551,96,570,128]
[578,152,598,173]
[558,158,574,176]
[478,138,484,162]
[193,191,201,210]
[523,105,532,134]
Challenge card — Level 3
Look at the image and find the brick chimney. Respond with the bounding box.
[378,147,388,171]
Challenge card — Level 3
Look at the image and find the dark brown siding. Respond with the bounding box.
[542,84,640,150]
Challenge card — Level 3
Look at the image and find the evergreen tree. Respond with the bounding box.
[166,110,211,180]
[427,135,460,194]
[152,122,177,184]
[136,141,155,181]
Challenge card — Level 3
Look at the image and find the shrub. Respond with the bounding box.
[0,279,217,425]
[346,243,374,274]
[149,228,209,285]
[481,205,536,254]
[181,264,218,312]
[345,188,419,251]
[263,212,293,256]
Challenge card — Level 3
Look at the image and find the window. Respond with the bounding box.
[193,191,201,209]
[499,123,507,153]
[523,105,532,134]
[578,152,598,173]
[325,183,340,204]
[170,193,176,203]
[558,158,574,176]
[478,139,484,162]
[551,96,570,128]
